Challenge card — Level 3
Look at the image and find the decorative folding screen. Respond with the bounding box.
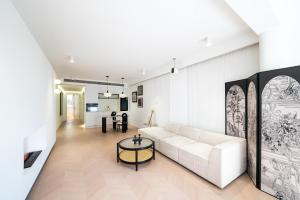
[227,66,300,199]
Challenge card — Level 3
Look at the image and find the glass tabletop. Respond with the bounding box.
[119,137,153,150]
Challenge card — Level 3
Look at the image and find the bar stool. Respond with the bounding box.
[111,111,119,130]
[117,113,128,133]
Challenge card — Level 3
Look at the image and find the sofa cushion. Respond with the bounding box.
[159,136,196,161]
[178,142,213,178]
[181,142,213,158]
[178,126,202,140]
[139,127,176,139]
[150,130,176,140]
[138,127,176,151]
[161,136,196,147]
[197,130,229,145]
[162,123,182,134]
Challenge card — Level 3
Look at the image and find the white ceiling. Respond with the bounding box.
[12,0,256,84]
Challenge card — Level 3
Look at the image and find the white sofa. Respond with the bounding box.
[138,124,247,188]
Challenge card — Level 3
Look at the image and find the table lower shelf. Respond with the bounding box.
[119,149,153,163]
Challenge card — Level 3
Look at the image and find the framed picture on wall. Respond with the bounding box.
[137,85,143,96]
[132,91,137,102]
[137,97,143,108]
[59,92,63,116]
[120,97,128,111]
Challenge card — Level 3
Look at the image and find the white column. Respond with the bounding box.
[259,0,300,71]
[259,26,300,71]
[224,0,300,72]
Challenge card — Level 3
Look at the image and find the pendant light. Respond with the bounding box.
[171,58,179,74]
[104,75,112,97]
[119,77,126,98]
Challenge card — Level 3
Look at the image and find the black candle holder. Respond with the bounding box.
[138,134,142,145]
[132,134,142,145]
[133,135,137,144]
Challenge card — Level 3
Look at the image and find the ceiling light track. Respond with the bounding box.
[63,78,124,86]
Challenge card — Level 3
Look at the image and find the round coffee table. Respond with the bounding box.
[117,137,155,171]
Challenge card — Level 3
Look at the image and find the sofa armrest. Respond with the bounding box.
[207,140,247,188]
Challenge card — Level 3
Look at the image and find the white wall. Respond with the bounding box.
[224,0,300,71]
[129,75,170,128]
[0,1,56,199]
[129,44,259,133]
[259,27,300,71]
[258,1,300,71]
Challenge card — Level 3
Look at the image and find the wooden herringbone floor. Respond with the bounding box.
[27,120,275,200]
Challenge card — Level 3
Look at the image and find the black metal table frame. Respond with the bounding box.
[117,137,155,171]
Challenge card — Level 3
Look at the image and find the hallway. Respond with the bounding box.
[27,122,275,200]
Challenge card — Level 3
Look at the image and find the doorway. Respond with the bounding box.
[67,94,73,121]
[56,84,85,128]
[67,94,81,121]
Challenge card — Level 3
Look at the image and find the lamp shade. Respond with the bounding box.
[119,92,126,98]
[104,75,111,97]
[104,91,111,97]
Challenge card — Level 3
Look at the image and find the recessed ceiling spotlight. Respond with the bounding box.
[68,55,75,63]
[199,37,212,47]
[204,37,212,47]
[54,79,62,84]
[141,69,146,75]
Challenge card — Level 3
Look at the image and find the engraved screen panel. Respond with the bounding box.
[226,85,246,138]
[247,81,257,185]
[261,75,300,199]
